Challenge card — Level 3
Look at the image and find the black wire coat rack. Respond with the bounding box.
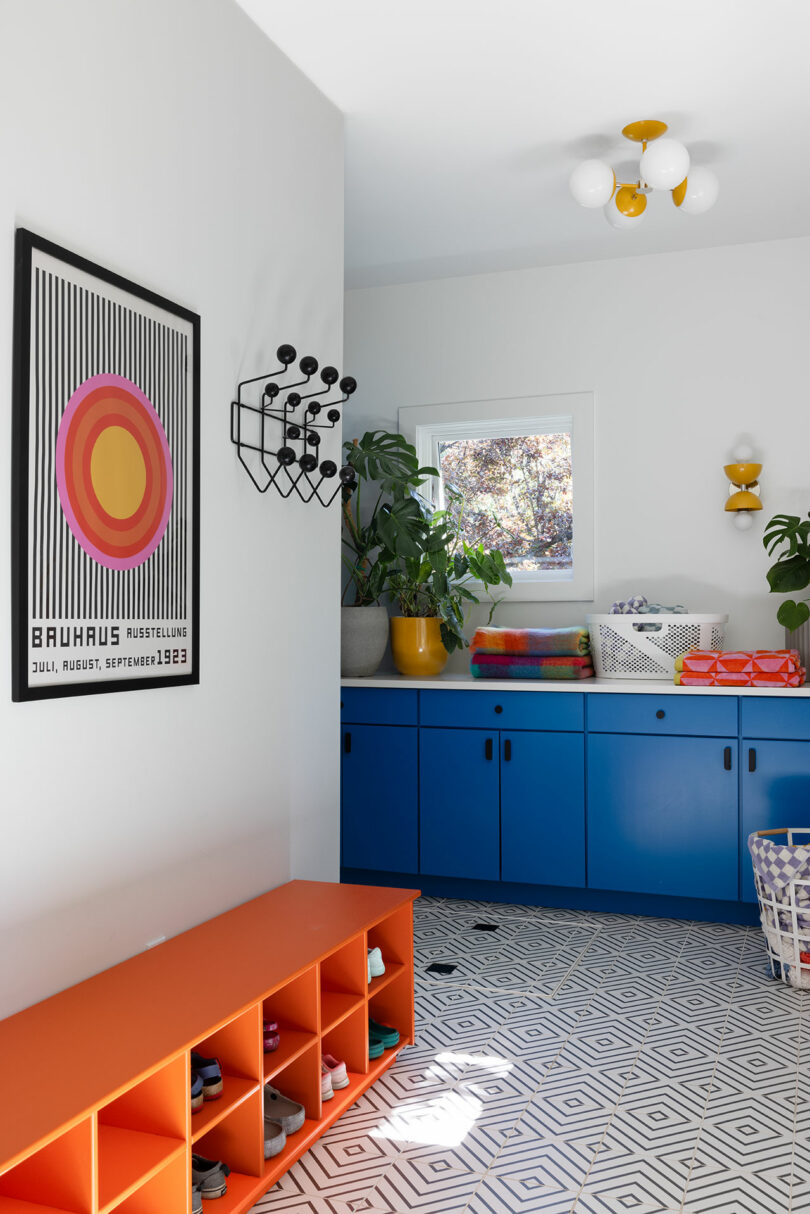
[231,344,357,505]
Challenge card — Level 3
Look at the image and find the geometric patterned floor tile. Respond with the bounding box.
[580,1141,690,1210]
[489,1126,601,1192]
[370,1158,482,1214]
[466,1175,579,1214]
[681,1153,792,1213]
[249,898,808,1214]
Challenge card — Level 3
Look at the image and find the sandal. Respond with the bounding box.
[263,1083,305,1134]
[190,1051,223,1100]
[263,1018,280,1053]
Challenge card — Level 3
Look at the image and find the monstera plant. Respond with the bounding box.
[764,512,810,630]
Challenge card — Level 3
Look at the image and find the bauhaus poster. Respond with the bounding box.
[11,230,200,700]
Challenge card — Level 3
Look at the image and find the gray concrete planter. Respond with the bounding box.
[341,605,389,677]
[786,620,810,675]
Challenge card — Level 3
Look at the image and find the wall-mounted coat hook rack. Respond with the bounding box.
[231,344,357,505]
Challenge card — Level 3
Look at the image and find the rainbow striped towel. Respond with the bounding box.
[470,627,590,657]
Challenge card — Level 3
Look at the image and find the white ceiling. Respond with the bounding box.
[236,0,810,288]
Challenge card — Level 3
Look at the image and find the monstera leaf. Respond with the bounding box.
[777,599,810,632]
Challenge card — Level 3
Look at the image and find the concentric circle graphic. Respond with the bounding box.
[55,373,173,570]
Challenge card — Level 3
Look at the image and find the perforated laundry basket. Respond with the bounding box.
[750,827,810,989]
[586,613,727,680]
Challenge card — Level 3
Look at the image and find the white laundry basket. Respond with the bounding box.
[586,613,728,680]
[750,827,810,989]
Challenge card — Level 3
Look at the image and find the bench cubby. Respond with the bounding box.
[0,880,417,1214]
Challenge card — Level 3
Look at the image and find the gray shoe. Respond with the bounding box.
[191,1154,230,1199]
[264,1118,287,1159]
[192,1183,203,1214]
[263,1084,306,1134]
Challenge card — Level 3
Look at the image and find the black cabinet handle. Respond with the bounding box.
[724,746,732,771]
[504,739,512,762]
[656,709,666,720]
[749,747,757,772]
[485,738,494,761]
[494,704,503,714]
[344,732,352,754]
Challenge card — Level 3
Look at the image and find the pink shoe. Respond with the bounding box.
[322,1054,349,1089]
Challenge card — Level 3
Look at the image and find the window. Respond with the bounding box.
[399,394,594,602]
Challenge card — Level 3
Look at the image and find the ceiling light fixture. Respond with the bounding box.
[570,120,719,229]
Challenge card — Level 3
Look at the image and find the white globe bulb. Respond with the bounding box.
[570,160,616,208]
[732,443,754,462]
[640,138,690,190]
[678,166,719,215]
[604,197,646,229]
[733,511,754,532]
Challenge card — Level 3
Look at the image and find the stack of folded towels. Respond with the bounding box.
[674,649,806,688]
[470,626,594,680]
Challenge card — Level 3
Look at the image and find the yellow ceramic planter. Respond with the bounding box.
[390,617,449,677]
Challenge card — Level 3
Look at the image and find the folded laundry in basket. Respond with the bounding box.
[470,626,590,656]
[674,649,806,687]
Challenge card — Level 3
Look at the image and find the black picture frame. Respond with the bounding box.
[11,229,200,700]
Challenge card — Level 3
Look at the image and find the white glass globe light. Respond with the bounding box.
[570,160,616,208]
[604,197,646,229]
[678,166,719,215]
[640,138,690,190]
[733,510,754,532]
[732,443,754,462]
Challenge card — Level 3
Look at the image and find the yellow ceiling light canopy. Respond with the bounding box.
[569,120,719,229]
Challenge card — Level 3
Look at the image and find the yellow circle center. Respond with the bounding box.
[90,425,147,519]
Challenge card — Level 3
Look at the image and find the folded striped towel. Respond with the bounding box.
[471,661,594,680]
[473,654,593,669]
[470,626,590,657]
[674,649,806,688]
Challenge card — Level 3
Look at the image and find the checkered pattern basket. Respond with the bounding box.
[749,828,810,988]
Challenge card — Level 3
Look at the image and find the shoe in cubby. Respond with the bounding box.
[194,1087,264,1205]
[320,1004,365,1106]
[262,964,318,1083]
[320,935,365,1033]
[366,905,413,1000]
[191,1005,262,1139]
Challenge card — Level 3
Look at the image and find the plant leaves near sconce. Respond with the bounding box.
[777,599,810,632]
[766,554,810,594]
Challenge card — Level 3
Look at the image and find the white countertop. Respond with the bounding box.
[342,672,810,697]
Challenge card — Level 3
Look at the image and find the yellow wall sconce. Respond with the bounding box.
[724,444,762,531]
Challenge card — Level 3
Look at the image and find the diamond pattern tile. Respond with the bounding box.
[248,899,803,1214]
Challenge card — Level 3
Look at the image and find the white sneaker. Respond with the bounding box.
[320,1063,334,1101]
[367,947,385,983]
[322,1053,349,1090]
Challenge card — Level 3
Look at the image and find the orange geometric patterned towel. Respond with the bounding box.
[674,649,806,687]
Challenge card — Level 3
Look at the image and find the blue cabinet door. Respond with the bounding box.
[588,734,738,900]
[740,739,810,902]
[420,727,500,880]
[341,725,418,872]
[501,732,585,887]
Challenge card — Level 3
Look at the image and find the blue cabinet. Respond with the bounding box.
[419,726,586,886]
[740,739,810,901]
[419,727,500,880]
[501,731,585,887]
[588,734,738,900]
[341,724,418,873]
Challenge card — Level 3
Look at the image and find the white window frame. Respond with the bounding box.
[398,393,594,603]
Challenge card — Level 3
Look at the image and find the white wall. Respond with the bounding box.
[0,0,343,1016]
[345,238,810,670]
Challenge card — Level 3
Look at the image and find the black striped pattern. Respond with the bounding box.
[30,265,190,621]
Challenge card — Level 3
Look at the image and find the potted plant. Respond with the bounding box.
[388,486,513,676]
[340,431,436,676]
[764,511,810,667]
